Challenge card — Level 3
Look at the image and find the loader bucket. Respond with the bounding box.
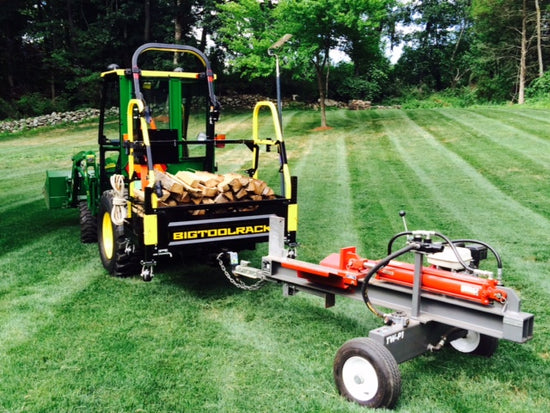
[44,170,70,209]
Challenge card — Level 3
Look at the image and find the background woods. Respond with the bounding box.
[2,0,550,120]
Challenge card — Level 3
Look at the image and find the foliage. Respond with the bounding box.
[467,0,547,102]
[393,0,473,91]
[330,62,391,102]
[388,87,479,109]
[218,0,393,127]
[526,70,550,97]
[2,0,550,120]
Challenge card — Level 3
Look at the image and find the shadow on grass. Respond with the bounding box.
[1,199,78,255]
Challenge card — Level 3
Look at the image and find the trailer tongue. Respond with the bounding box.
[228,216,534,409]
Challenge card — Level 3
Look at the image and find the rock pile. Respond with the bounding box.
[0,107,118,134]
[348,100,372,110]
[218,94,274,110]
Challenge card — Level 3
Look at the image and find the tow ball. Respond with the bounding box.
[224,215,534,409]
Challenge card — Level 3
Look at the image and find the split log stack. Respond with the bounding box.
[132,170,276,216]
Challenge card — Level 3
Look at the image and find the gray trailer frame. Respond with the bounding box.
[233,216,534,408]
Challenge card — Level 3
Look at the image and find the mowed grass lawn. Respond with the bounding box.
[1,106,549,412]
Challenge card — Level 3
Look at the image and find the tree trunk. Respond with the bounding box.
[314,51,330,128]
[144,0,151,42]
[316,66,328,128]
[518,0,527,104]
[174,0,183,64]
[535,0,543,77]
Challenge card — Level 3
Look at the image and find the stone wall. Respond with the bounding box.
[0,108,119,134]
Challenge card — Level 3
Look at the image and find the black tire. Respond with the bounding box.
[449,331,499,357]
[334,338,401,409]
[79,201,97,243]
[98,190,140,277]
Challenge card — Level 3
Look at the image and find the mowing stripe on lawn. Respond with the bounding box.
[289,124,361,261]
[0,243,99,353]
[435,108,550,169]
[382,110,550,293]
[410,109,550,219]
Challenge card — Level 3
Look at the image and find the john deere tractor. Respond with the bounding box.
[44,43,298,280]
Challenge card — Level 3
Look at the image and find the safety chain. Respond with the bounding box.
[216,252,267,291]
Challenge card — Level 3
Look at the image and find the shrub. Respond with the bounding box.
[0,98,19,120]
[526,72,550,98]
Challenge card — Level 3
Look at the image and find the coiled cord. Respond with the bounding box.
[110,174,127,226]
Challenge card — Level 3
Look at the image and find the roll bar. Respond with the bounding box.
[130,42,220,123]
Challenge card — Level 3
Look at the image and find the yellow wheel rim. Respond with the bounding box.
[102,212,114,260]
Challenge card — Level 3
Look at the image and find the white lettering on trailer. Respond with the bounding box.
[386,331,405,345]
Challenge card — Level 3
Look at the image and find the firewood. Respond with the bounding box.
[262,186,275,197]
[234,188,249,200]
[217,181,230,193]
[132,186,170,202]
[224,190,235,202]
[132,188,145,202]
[154,170,184,193]
[191,196,203,205]
[239,176,250,187]
[194,171,223,188]
[159,198,177,207]
[132,204,144,217]
[158,171,202,194]
[254,180,267,195]
[228,177,242,192]
[213,193,229,204]
[245,181,256,193]
[175,192,190,203]
[174,171,200,188]
[159,189,171,202]
[198,183,219,198]
[150,171,276,207]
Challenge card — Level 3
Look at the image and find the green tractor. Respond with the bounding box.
[44,43,298,280]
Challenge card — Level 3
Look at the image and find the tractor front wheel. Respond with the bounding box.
[98,190,140,277]
[334,338,401,409]
[79,200,97,243]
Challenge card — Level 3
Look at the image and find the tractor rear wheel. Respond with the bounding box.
[98,190,141,277]
[334,338,401,409]
[79,201,97,243]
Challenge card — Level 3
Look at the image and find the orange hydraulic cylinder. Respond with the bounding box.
[295,246,508,306]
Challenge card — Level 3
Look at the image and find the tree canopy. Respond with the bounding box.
[1,0,550,120]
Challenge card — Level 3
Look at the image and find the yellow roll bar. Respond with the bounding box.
[251,101,292,200]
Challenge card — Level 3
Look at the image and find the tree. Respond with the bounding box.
[394,0,473,91]
[470,0,544,103]
[218,0,392,128]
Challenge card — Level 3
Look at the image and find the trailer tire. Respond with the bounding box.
[449,331,499,357]
[334,338,401,409]
[98,190,140,277]
[79,201,97,243]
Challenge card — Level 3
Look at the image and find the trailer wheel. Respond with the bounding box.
[79,201,97,243]
[449,330,499,357]
[334,338,401,409]
[98,190,140,277]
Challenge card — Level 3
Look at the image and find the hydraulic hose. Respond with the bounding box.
[388,232,499,275]
[451,238,503,282]
[387,231,413,255]
[433,231,474,271]
[361,243,420,321]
